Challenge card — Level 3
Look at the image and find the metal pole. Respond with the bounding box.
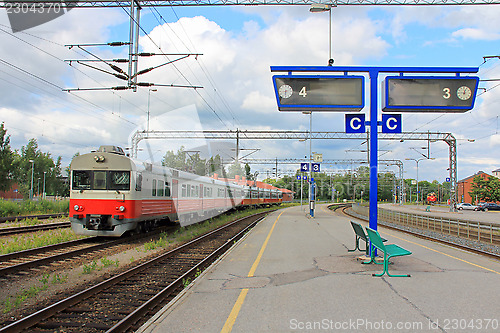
[368,69,378,231]
[416,160,419,204]
[309,112,314,217]
[127,0,135,88]
[132,3,141,92]
[329,9,332,62]
[30,160,34,200]
[147,89,151,133]
[43,171,46,200]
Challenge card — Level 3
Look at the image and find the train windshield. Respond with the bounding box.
[72,170,130,191]
[72,171,91,190]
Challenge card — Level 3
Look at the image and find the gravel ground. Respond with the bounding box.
[0,236,184,326]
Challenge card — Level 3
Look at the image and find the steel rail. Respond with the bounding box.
[0,237,98,263]
[108,212,267,332]
[0,238,120,277]
[0,210,272,333]
[0,222,70,236]
[0,213,67,223]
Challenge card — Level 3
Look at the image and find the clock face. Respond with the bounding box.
[278,84,293,99]
[457,86,472,101]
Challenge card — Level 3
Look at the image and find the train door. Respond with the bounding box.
[172,179,179,216]
[199,184,203,212]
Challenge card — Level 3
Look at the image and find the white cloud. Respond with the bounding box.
[452,28,500,41]
[241,91,275,112]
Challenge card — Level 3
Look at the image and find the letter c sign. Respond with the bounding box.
[345,114,365,133]
[381,114,402,133]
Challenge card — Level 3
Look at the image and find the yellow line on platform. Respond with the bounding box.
[220,210,285,333]
[383,230,500,275]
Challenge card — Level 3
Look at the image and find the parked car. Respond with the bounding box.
[477,203,500,211]
[456,203,478,211]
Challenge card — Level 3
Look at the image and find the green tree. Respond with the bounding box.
[11,138,64,198]
[0,123,14,192]
[227,162,244,178]
[469,175,500,202]
[244,163,253,180]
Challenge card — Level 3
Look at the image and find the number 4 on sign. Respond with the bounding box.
[299,87,307,97]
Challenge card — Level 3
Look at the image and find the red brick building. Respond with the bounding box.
[0,183,24,200]
[457,171,497,204]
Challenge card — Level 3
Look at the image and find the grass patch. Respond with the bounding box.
[142,206,286,254]
[0,199,69,217]
[82,260,98,274]
[0,228,87,255]
[82,257,120,274]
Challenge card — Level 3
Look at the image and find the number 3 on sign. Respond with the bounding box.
[299,87,307,97]
[443,88,451,99]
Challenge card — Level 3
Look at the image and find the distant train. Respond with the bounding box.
[69,146,293,237]
[426,192,437,204]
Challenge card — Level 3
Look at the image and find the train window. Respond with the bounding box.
[109,171,130,191]
[165,181,171,197]
[158,180,164,196]
[181,184,187,197]
[152,179,157,196]
[136,173,142,191]
[72,170,91,190]
[186,184,191,197]
[94,171,107,190]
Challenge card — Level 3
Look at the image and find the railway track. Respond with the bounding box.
[0,222,71,236]
[0,226,175,279]
[0,214,67,224]
[339,205,500,261]
[0,210,271,332]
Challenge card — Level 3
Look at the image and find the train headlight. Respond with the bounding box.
[119,206,126,212]
[94,155,105,163]
[74,205,79,211]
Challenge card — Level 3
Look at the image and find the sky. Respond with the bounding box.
[0,3,499,183]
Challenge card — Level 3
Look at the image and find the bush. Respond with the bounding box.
[0,199,69,217]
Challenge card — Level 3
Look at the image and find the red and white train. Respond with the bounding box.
[69,145,293,237]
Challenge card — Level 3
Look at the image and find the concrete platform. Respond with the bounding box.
[138,204,500,333]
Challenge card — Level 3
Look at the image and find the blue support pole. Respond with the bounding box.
[369,69,378,231]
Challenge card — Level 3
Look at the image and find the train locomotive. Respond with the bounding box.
[69,145,292,237]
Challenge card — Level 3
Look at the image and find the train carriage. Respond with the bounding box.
[69,146,289,237]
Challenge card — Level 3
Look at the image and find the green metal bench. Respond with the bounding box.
[364,227,412,277]
[348,221,386,256]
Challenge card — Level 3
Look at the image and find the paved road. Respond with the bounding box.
[380,203,500,224]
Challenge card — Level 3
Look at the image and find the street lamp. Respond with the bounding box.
[147,88,157,133]
[309,3,335,65]
[43,171,47,200]
[298,138,308,211]
[405,157,435,204]
[29,160,34,200]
